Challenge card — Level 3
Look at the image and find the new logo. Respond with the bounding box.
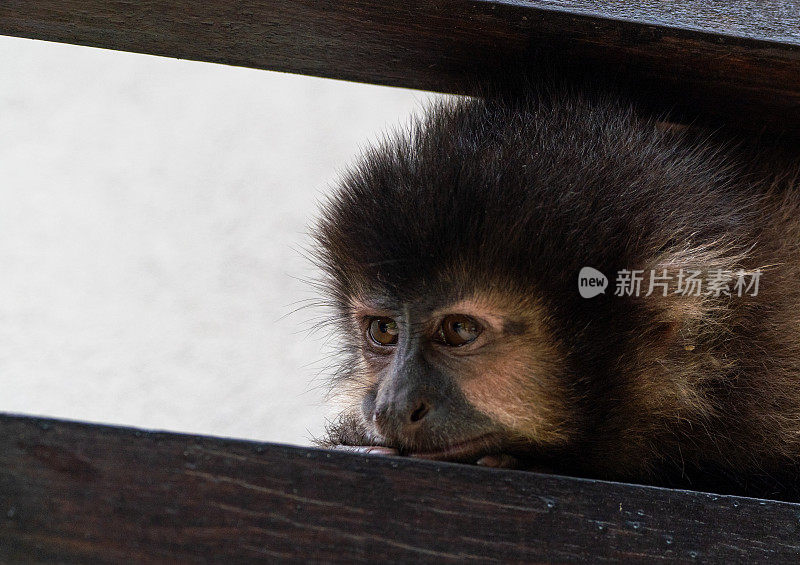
[578,267,608,298]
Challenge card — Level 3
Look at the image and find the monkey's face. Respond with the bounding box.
[311,95,599,465]
[335,287,577,464]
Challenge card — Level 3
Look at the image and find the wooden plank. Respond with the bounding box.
[1,1,799,141]
[1,414,800,562]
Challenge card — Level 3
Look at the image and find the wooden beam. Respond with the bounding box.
[1,1,799,141]
[2,414,800,562]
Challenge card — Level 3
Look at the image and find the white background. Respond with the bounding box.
[0,36,435,445]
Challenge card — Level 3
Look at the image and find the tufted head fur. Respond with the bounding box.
[313,83,800,499]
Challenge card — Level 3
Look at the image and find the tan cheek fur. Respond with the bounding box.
[436,297,576,446]
[458,332,574,446]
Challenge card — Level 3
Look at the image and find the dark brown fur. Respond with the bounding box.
[313,84,800,500]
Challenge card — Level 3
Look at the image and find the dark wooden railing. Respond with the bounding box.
[3,414,800,562]
[1,1,800,140]
[2,1,800,561]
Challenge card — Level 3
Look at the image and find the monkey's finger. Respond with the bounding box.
[331,445,399,456]
[476,453,520,469]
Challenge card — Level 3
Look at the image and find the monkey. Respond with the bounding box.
[311,80,800,500]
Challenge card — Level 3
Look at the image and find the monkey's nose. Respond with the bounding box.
[409,401,429,423]
[373,398,433,438]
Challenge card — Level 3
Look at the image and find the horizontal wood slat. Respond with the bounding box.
[1,1,799,141]
[2,414,800,562]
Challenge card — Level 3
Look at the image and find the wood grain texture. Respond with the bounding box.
[529,0,800,42]
[2,414,800,562]
[0,1,799,141]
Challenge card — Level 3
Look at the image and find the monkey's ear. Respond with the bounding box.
[641,243,754,345]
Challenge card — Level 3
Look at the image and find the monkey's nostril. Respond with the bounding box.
[409,401,430,423]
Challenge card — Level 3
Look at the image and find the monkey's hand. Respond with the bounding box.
[315,412,399,456]
[476,453,558,473]
[475,454,522,469]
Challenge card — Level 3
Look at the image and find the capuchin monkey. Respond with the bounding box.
[312,81,800,500]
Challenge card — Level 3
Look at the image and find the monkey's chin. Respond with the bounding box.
[406,433,503,464]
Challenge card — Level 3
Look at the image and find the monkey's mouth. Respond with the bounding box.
[407,433,502,463]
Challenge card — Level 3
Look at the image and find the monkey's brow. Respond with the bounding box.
[355,293,446,314]
[352,295,401,312]
[356,295,530,334]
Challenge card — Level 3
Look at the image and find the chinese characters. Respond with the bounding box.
[613,268,760,297]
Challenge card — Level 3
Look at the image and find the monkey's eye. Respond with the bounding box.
[436,315,482,347]
[368,317,399,346]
